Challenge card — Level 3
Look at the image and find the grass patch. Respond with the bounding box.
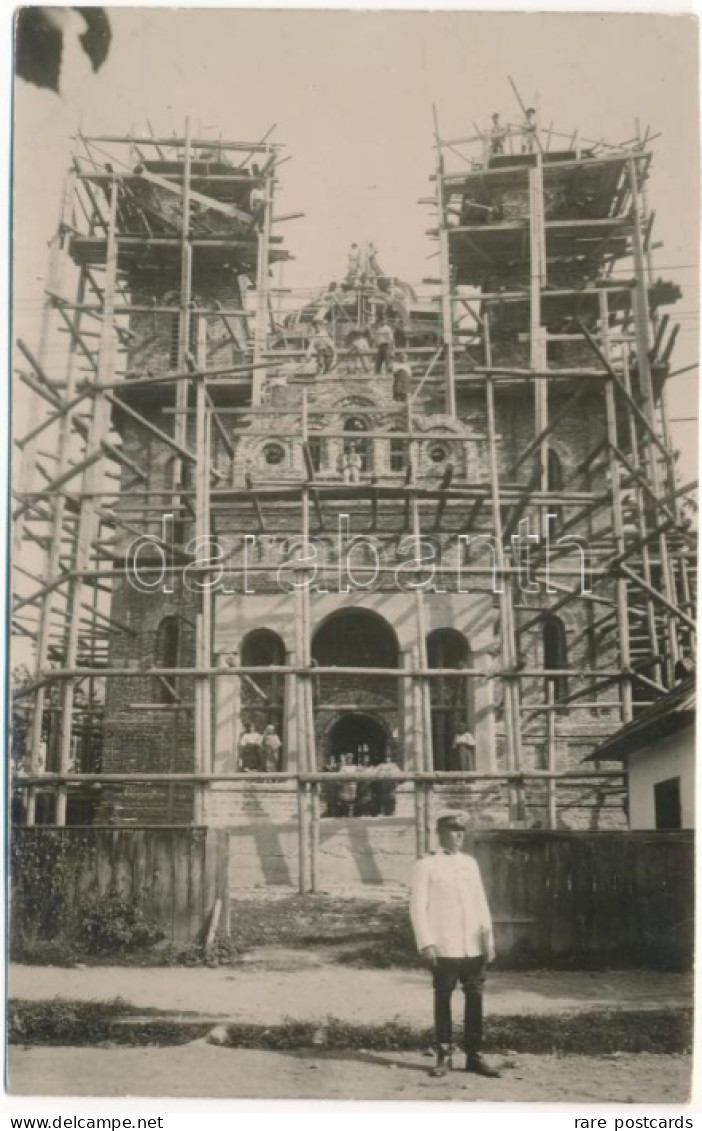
[229,894,420,966]
[229,896,690,971]
[222,1009,692,1055]
[8,998,211,1047]
[9,997,133,1046]
[11,935,240,970]
[9,999,692,1055]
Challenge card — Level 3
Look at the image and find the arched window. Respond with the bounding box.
[543,614,568,703]
[343,416,370,472]
[241,629,286,739]
[388,428,406,474]
[427,628,473,771]
[262,442,286,467]
[154,617,180,703]
[547,448,564,529]
[312,608,397,668]
[307,434,322,473]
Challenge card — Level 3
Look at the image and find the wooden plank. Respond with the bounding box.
[150,829,171,939]
[218,831,231,939]
[187,829,202,943]
[95,829,111,897]
[202,827,217,942]
[172,829,190,942]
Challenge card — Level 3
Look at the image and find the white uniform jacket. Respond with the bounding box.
[410,851,495,961]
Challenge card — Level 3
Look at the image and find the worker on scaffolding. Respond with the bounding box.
[341,442,363,484]
[392,351,413,402]
[306,319,337,375]
[489,112,505,156]
[249,165,267,228]
[349,331,372,374]
[522,107,537,154]
[374,317,395,374]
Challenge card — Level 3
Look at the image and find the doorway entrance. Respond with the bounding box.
[328,713,387,765]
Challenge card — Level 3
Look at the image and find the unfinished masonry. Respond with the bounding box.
[12,110,697,889]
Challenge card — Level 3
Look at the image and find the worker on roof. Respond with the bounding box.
[347,243,361,282]
[367,242,383,279]
[489,113,505,156]
[522,107,537,154]
[249,182,266,228]
[306,322,337,376]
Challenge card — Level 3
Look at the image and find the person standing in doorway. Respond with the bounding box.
[410,811,500,1079]
[451,729,476,772]
[342,442,363,484]
[354,749,374,816]
[323,753,339,817]
[337,752,357,817]
[374,751,401,816]
[261,724,282,772]
[238,721,263,772]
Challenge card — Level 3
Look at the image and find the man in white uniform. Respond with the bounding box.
[410,811,500,1078]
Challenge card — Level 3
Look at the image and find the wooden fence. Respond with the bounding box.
[10,823,693,966]
[470,830,694,966]
[11,826,229,945]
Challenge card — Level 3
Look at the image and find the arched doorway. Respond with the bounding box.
[328,713,388,764]
[312,609,399,768]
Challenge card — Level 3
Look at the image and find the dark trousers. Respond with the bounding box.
[375,343,392,373]
[432,956,485,1054]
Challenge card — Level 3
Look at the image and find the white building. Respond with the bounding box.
[588,678,695,830]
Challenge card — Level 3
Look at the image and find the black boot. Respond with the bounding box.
[429,1044,453,1077]
[465,1053,501,1078]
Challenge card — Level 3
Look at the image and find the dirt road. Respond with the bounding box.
[9,963,692,1027]
[9,1046,691,1103]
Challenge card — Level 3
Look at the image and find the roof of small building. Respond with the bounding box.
[585,676,696,763]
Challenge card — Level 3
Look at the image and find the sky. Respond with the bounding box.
[13,9,700,478]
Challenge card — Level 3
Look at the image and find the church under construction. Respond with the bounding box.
[13,107,696,891]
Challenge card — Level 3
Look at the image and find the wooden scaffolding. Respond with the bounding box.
[11,112,696,861]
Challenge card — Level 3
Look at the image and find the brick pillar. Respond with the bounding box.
[214,651,240,771]
[283,648,299,771]
[400,647,416,769]
[474,651,497,772]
